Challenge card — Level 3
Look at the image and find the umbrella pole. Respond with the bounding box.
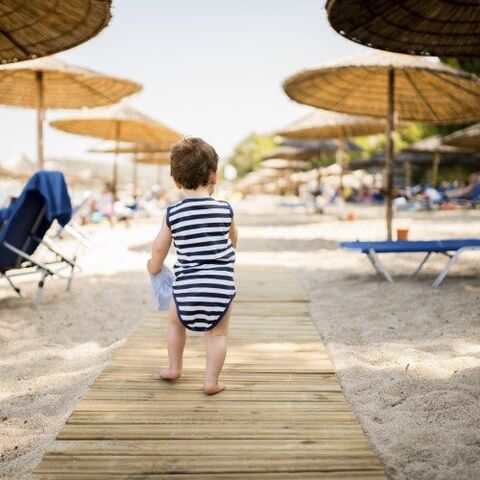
[132,154,138,196]
[404,161,412,189]
[112,122,120,201]
[385,68,395,240]
[35,71,45,170]
[338,136,346,194]
[432,152,440,186]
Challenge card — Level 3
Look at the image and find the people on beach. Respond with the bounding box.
[147,137,238,395]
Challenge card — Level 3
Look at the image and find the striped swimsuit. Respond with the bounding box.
[166,197,236,332]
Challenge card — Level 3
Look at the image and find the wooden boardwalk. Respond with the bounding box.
[35,265,386,479]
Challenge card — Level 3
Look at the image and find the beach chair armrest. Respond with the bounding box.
[33,235,77,268]
[62,224,91,246]
[3,241,55,276]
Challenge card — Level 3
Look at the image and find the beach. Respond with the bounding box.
[240,203,480,480]
[0,203,479,479]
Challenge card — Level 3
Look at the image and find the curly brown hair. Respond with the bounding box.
[170,137,219,190]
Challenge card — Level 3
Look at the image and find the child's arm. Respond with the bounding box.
[229,218,238,248]
[147,215,172,275]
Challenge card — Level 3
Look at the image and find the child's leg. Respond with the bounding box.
[203,304,233,395]
[160,300,186,380]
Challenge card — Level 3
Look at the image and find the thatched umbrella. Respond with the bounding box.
[0,153,36,183]
[277,109,404,189]
[135,152,171,185]
[263,145,333,161]
[283,51,480,238]
[278,109,391,139]
[326,0,480,57]
[0,0,111,64]
[0,56,141,169]
[88,140,174,193]
[88,140,174,154]
[444,123,480,150]
[402,135,474,185]
[260,158,306,195]
[261,159,306,170]
[135,153,171,165]
[51,103,181,198]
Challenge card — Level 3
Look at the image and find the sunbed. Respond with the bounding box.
[450,183,480,209]
[340,239,480,287]
[0,171,79,304]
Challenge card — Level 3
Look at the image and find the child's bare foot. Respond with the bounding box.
[160,367,181,380]
[204,382,225,395]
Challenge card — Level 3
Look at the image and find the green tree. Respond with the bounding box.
[226,133,276,178]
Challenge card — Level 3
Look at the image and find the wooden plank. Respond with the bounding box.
[34,262,385,477]
[74,400,353,413]
[66,412,360,425]
[82,389,345,402]
[36,471,386,480]
[36,454,384,474]
[89,380,341,392]
[48,439,377,455]
[57,423,369,441]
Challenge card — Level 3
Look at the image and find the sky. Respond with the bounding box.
[0,0,369,164]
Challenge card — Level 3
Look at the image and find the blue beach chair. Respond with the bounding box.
[340,239,480,288]
[453,183,480,208]
[0,171,79,304]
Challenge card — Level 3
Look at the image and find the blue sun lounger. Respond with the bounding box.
[340,239,480,288]
[0,171,79,304]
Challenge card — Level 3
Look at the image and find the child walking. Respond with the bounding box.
[147,138,238,395]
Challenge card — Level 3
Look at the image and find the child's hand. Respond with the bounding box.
[147,258,161,275]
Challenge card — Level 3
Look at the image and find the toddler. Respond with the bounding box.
[147,138,238,395]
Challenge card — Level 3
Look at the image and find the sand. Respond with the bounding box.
[235,202,480,480]
[1,202,479,479]
[0,221,162,479]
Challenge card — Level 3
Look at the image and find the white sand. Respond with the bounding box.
[235,203,480,480]
[0,221,162,479]
[1,203,479,479]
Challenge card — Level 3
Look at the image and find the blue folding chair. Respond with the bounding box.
[340,239,480,288]
[0,171,80,304]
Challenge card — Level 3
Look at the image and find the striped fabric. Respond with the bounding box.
[166,197,236,332]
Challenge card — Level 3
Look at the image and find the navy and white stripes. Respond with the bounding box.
[167,197,236,332]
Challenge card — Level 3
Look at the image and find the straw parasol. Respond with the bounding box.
[277,109,407,189]
[136,153,171,187]
[261,159,306,170]
[283,51,480,238]
[444,123,480,150]
[0,152,36,179]
[402,135,474,185]
[88,141,173,195]
[326,0,480,57]
[263,145,333,161]
[278,109,391,139]
[0,56,141,169]
[88,140,174,154]
[135,153,170,165]
[0,1,111,64]
[51,103,181,198]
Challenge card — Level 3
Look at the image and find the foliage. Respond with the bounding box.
[441,57,480,77]
[226,133,276,177]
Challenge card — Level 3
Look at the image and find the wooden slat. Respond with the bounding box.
[35,473,386,480]
[56,423,368,441]
[34,263,385,478]
[37,454,384,474]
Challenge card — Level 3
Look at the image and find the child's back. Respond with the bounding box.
[167,197,236,331]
